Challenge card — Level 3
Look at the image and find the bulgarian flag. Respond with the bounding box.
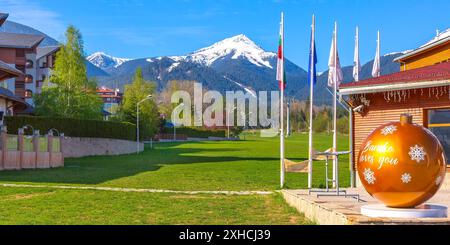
[276,16,286,90]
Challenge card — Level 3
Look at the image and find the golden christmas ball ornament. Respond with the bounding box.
[357,114,446,208]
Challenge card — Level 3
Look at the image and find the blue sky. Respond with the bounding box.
[1,0,449,71]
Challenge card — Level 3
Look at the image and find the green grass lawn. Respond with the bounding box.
[0,132,350,224]
[0,187,312,225]
[0,133,350,191]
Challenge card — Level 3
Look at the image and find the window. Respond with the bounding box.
[24,89,33,98]
[25,74,33,83]
[427,108,450,165]
[25,60,33,69]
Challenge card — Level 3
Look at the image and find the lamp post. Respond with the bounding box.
[227,106,237,140]
[137,95,153,154]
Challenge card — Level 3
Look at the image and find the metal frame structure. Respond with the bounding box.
[308,151,361,201]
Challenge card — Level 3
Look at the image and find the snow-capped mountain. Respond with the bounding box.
[92,34,276,75]
[143,34,276,70]
[185,34,276,68]
[87,52,131,72]
[90,34,402,105]
[92,34,305,98]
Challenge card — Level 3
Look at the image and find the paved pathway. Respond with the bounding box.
[282,188,450,224]
[0,183,274,195]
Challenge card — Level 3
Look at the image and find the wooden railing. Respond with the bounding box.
[0,126,64,171]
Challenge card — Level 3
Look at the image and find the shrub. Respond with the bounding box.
[4,116,136,141]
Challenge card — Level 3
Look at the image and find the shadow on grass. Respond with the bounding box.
[0,141,291,186]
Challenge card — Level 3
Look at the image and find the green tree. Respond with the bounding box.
[337,116,349,134]
[118,67,159,139]
[313,108,331,133]
[34,25,103,119]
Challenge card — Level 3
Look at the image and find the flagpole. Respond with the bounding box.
[307,14,315,189]
[280,12,285,189]
[354,26,359,82]
[372,30,381,77]
[377,30,380,76]
[332,21,338,188]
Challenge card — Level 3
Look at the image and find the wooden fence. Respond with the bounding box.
[0,126,64,171]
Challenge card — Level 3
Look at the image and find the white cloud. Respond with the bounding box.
[0,0,65,40]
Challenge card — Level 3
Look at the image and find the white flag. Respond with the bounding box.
[372,31,381,77]
[353,26,360,82]
[328,30,343,87]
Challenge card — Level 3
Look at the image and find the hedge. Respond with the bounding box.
[4,116,136,141]
[161,127,226,138]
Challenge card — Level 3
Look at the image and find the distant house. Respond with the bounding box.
[97,86,123,118]
[340,29,450,186]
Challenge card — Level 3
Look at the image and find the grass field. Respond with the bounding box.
[0,187,313,225]
[0,132,350,224]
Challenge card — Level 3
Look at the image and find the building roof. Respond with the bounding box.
[339,62,450,95]
[97,86,120,93]
[36,46,60,60]
[0,59,23,81]
[394,28,450,63]
[0,86,28,105]
[0,86,32,113]
[0,13,8,27]
[0,32,45,49]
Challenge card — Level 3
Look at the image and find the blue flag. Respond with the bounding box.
[307,31,317,86]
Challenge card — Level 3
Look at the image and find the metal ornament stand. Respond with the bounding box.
[308,151,360,201]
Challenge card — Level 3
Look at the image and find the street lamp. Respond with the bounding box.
[137,95,153,154]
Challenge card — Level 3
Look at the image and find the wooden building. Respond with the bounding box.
[340,29,450,186]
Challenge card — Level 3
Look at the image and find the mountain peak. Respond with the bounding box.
[228,33,252,42]
[87,52,131,69]
[188,34,275,68]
